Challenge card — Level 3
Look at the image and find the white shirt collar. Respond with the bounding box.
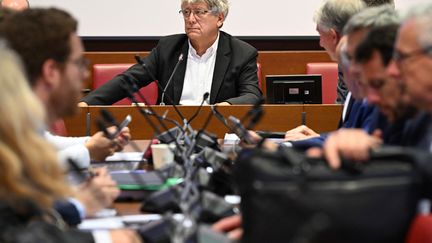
[188,32,220,61]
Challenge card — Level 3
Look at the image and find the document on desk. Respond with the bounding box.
[223,133,285,144]
[93,152,145,171]
[105,152,144,162]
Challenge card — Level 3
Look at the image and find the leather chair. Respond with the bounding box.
[92,63,158,105]
[306,62,338,104]
[406,215,432,243]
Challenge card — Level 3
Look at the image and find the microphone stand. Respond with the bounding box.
[160,53,184,106]
[134,54,193,148]
[131,55,236,243]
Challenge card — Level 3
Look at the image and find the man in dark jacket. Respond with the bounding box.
[81,0,262,106]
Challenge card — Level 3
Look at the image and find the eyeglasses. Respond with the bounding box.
[393,46,432,64]
[179,8,214,19]
[69,57,90,71]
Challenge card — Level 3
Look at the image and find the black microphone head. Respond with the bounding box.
[203,92,210,100]
[100,109,117,125]
[134,54,143,65]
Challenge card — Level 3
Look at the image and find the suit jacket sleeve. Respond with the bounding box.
[81,48,160,105]
[289,135,327,150]
[224,49,262,104]
[221,35,262,104]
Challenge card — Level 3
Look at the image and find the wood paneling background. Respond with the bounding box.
[83,50,333,94]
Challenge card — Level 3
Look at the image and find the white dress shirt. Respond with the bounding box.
[341,92,352,123]
[180,33,220,105]
[44,131,91,170]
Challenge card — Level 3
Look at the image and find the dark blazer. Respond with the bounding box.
[54,200,82,226]
[0,201,94,243]
[401,111,432,149]
[82,31,262,105]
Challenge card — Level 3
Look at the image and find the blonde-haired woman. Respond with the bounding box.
[0,41,141,242]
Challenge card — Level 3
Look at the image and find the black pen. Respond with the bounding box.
[67,159,97,181]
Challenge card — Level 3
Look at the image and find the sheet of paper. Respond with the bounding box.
[78,214,185,230]
[105,152,144,161]
[78,217,125,230]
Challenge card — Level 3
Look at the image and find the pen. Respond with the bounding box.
[67,159,97,181]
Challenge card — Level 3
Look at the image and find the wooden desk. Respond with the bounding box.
[114,202,142,215]
[303,105,342,133]
[64,105,341,139]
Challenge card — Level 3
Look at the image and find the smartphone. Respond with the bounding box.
[112,115,132,138]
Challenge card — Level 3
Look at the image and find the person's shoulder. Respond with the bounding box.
[158,33,188,45]
[220,31,257,53]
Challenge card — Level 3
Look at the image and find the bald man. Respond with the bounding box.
[0,0,29,10]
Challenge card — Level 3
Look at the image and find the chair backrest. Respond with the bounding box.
[92,63,158,105]
[306,62,338,104]
[406,215,432,243]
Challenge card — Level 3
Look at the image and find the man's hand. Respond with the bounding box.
[284,125,319,141]
[212,214,243,241]
[85,131,116,161]
[85,126,131,161]
[75,167,120,217]
[241,130,279,151]
[108,126,131,152]
[78,102,88,107]
[323,128,382,169]
[215,102,231,106]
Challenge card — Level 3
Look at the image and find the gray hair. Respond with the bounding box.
[362,0,395,8]
[343,5,400,35]
[181,0,229,18]
[402,4,432,52]
[314,0,366,34]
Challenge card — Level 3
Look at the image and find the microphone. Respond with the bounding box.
[188,92,210,125]
[160,53,184,106]
[134,54,188,124]
[121,76,187,161]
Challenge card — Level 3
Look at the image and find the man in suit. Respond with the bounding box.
[314,0,366,104]
[321,4,432,169]
[279,6,399,150]
[80,0,262,106]
[0,7,130,232]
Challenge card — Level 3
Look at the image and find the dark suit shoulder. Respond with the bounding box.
[220,31,257,55]
[156,34,188,51]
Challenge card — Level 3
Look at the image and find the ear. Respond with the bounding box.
[40,59,61,91]
[329,28,340,45]
[217,13,225,28]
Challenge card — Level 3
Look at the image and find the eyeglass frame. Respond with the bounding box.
[393,46,432,64]
[68,57,90,71]
[179,8,217,19]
